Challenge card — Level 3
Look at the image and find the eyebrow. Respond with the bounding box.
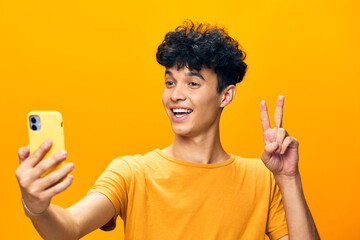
[165,70,206,81]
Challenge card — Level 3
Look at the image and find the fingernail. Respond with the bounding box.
[272,142,278,149]
[67,162,74,169]
[60,150,67,158]
[22,146,29,154]
[45,139,52,146]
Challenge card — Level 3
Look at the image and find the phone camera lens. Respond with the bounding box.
[31,125,37,130]
[31,117,37,123]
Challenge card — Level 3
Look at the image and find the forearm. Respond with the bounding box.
[26,204,79,240]
[275,172,320,240]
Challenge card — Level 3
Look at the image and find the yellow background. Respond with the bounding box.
[1,0,359,239]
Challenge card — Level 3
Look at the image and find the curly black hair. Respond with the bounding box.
[156,20,247,94]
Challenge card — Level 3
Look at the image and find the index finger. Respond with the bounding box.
[260,100,271,132]
[274,95,284,128]
[25,139,53,168]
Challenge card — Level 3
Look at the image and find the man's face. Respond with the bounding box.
[162,66,223,137]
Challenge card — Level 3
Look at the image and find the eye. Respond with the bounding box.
[165,81,175,87]
[189,82,200,87]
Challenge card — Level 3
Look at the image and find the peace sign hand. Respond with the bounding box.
[260,95,299,178]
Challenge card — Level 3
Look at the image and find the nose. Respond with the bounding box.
[170,85,186,102]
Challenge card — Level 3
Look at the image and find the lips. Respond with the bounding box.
[170,107,193,122]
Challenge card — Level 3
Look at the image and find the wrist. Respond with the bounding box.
[22,198,47,217]
[274,171,302,188]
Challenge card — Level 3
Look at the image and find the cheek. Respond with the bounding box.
[197,88,219,106]
[162,91,172,116]
[162,91,168,107]
[193,93,220,118]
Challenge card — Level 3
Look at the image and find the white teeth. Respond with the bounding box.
[172,108,193,113]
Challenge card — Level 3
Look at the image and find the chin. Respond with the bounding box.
[171,124,194,137]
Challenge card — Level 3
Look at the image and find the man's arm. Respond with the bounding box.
[26,193,115,240]
[274,173,320,240]
[260,96,320,240]
[16,141,115,240]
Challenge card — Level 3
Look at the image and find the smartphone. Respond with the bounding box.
[27,111,65,177]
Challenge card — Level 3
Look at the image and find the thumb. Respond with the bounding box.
[261,142,278,164]
[18,145,30,164]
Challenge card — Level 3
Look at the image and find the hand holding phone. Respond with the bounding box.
[15,111,74,216]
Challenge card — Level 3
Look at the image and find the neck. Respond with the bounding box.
[162,124,230,164]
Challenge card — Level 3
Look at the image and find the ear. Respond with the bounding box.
[219,85,236,108]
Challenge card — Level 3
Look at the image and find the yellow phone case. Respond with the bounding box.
[27,111,65,177]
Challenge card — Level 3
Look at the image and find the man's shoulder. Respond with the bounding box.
[230,154,275,190]
[232,154,272,175]
[108,149,158,170]
[115,149,157,161]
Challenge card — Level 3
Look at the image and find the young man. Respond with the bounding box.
[16,20,320,240]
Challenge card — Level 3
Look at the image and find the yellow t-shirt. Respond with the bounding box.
[87,149,288,240]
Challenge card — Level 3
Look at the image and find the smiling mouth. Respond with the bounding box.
[171,108,193,118]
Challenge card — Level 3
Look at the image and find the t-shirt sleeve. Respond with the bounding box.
[87,157,132,231]
[266,173,289,240]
